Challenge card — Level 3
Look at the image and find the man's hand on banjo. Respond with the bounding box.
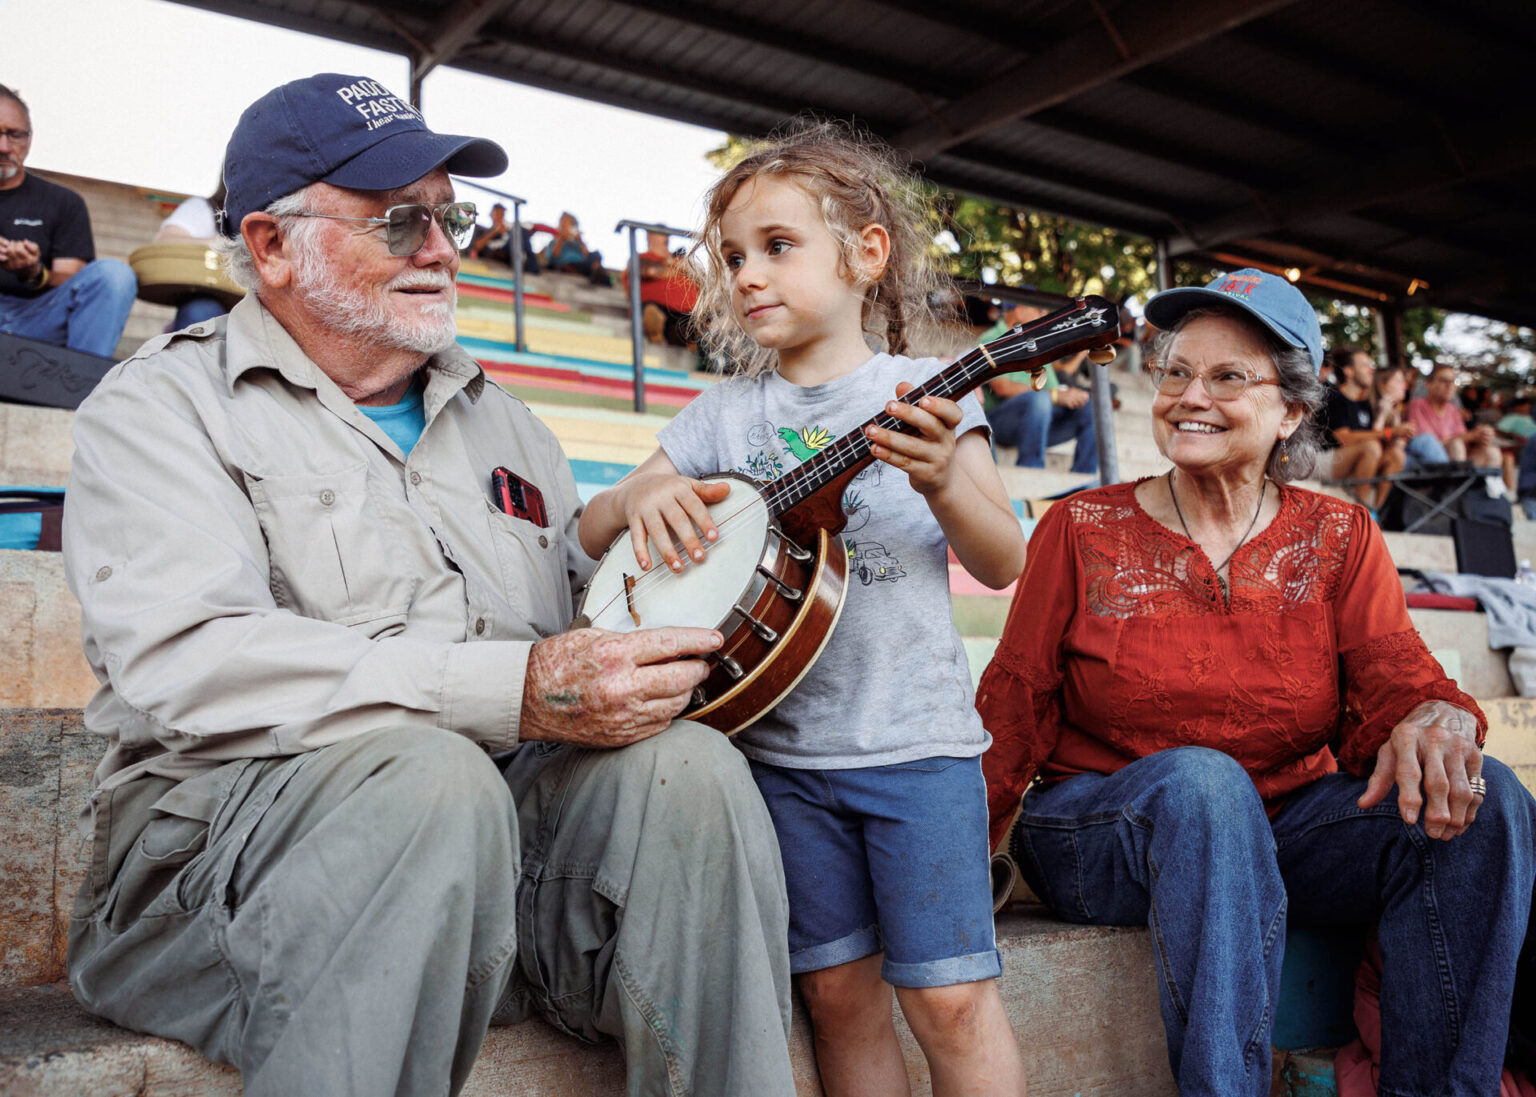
[519,626,723,748]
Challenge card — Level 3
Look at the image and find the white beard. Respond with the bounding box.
[291,242,459,356]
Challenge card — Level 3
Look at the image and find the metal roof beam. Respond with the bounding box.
[895,0,1300,161]
[1167,121,1536,255]
[413,0,515,81]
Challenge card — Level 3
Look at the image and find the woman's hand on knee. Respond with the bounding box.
[1358,700,1483,839]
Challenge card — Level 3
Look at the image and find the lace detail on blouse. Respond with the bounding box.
[1067,483,1356,617]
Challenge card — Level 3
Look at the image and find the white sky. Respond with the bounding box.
[0,0,727,252]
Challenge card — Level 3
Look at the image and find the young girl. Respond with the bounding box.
[579,121,1029,1096]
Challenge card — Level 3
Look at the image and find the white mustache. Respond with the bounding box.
[390,271,455,293]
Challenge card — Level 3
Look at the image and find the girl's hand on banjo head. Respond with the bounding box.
[621,473,730,573]
[519,626,724,748]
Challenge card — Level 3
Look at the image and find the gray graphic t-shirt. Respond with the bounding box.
[657,353,994,769]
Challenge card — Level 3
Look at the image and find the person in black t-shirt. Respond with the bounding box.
[1322,348,1404,510]
[0,83,136,358]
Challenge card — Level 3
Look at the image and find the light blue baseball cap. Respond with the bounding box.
[1144,268,1323,369]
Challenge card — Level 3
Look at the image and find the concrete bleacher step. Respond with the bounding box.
[0,911,1174,1096]
[0,709,1175,1096]
[0,404,74,488]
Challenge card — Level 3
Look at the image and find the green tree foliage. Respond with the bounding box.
[930,193,1160,301]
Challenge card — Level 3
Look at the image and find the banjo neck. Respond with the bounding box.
[768,295,1120,542]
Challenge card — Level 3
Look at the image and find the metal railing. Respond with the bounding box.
[452,177,528,352]
[616,219,697,414]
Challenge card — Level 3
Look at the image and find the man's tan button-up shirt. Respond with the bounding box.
[62,294,594,797]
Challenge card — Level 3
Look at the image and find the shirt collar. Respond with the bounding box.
[222,293,488,408]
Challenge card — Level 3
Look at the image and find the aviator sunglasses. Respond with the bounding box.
[288,201,478,256]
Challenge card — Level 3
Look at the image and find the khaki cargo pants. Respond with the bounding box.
[67,722,795,1097]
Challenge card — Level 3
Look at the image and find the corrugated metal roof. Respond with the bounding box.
[168,0,1536,326]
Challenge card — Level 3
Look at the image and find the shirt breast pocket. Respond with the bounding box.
[487,509,569,634]
[244,463,414,628]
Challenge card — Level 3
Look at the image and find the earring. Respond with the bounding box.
[1280,438,1290,464]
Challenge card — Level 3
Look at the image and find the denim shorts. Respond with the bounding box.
[748,755,1002,988]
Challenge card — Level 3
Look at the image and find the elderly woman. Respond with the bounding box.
[978,269,1535,1096]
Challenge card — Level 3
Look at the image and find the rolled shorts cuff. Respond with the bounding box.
[789,924,881,975]
[882,948,1002,989]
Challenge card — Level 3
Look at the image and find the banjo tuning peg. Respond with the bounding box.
[1088,347,1117,365]
[1031,371,1049,391]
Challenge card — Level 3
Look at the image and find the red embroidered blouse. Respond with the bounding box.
[977,480,1486,849]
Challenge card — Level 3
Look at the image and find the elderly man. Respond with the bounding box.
[61,73,794,1097]
[0,83,136,357]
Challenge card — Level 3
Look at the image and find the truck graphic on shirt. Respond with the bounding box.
[848,541,904,586]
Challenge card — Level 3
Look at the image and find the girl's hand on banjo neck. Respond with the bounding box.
[520,626,724,748]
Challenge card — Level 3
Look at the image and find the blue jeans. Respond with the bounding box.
[1012,747,1534,1096]
[986,387,1097,473]
[749,756,1001,987]
[171,295,226,332]
[1405,431,1451,468]
[0,258,137,358]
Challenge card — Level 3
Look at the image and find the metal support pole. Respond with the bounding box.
[1378,303,1404,366]
[1091,350,1121,487]
[451,178,527,354]
[615,219,697,414]
[510,197,526,353]
[1155,237,1173,292]
[625,224,647,414]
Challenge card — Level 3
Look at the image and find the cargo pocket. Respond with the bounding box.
[102,779,226,932]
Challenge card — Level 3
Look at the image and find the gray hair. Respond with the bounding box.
[212,184,320,293]
[1149,304,1324,483]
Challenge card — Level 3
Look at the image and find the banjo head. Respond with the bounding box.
[579,474,772,633]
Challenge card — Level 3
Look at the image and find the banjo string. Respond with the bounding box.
[582,495,770,623]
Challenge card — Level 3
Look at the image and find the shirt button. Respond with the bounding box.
[319,489,335,506]
[474,617,486,635]
[95,565,112,582]
[409,471,422,485]
[538,535,549,548]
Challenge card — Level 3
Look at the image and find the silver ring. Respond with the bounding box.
[1468,775,1488,797]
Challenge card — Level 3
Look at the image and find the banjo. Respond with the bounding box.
[574,295,1121,734]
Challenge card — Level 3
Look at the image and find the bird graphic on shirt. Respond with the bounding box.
[778,425,833,461]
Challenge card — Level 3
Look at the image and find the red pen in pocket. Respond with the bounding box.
[491,467,549,528]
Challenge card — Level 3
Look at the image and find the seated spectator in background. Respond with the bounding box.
[1497,391,1536,440]
[1320,348,1402,510]
[467,202,541,272]
[620,230,697,347]
[151,177,231,332]
[0,83,136,358]
[980,301,1097,475]
[541,211,610,285]
[1373,363,1448,470]
[1407,363,1500,468]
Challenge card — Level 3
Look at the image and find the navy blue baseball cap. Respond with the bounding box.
[1144,268,1323,369]
[219,73,508,237]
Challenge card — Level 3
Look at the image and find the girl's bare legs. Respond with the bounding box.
[897,979,1028,1097]
[800,955,912,1097]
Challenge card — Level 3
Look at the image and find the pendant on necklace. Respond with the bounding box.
[1217,574,1229,601]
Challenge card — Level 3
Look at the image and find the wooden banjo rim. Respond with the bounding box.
[684,527,848,735]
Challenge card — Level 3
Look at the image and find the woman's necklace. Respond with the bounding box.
[1167,470,1267,601]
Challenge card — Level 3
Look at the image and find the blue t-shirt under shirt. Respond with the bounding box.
[359,380,426,457]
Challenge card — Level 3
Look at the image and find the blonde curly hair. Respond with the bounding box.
[691,118,955,378]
